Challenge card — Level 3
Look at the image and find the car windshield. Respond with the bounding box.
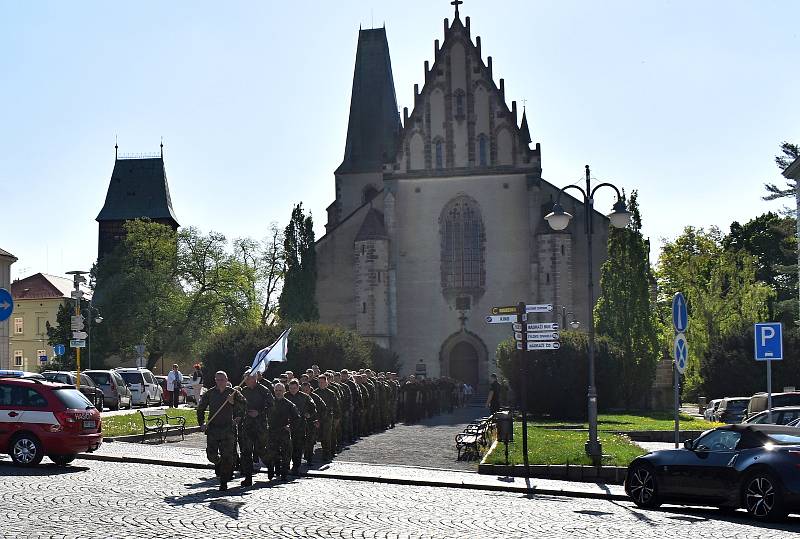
[773,395,800,407]
[88,372,111,385]
[726,400,748,411]
[53,388,94,409]
[767,433,800,445]
[120,372,144,385]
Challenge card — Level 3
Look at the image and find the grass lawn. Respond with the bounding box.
[530,411,720,432]
[484,423,646,467]
[102,408,199,437]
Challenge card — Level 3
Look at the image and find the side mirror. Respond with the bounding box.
[683,439,694,450]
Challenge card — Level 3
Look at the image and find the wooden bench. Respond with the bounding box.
[139,409,186,443]
[455,415,494,461]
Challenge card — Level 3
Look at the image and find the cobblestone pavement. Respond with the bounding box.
[1,459,798,538]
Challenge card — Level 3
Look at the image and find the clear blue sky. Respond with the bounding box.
[2,0,798,280]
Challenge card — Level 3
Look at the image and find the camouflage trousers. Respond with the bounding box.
[318,418,333,460]
[303,420,317,461]
[267,428,292,477]
[238,420,269,476]
[206,428,237,481]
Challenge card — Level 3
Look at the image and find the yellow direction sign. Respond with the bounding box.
[491,305,518,315]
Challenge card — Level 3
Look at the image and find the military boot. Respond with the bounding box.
[267,464,274,480]
[241,475,252,487]
[219,479,228,492]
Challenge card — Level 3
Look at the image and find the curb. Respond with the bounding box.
[75,452,626,501]
[104,426,203,443]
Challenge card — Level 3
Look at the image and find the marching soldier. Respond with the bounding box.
[302,381,326,464]
[266,382,300,481]
[314,374,340,462]
[239,370,273,487]
[197,371,247,492]
[342,370,362,440]
[333,371,353,445]
[286,378,317,475]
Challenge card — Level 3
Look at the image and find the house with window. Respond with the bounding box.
[9,273,91,371]
[0,247,16,370]
[315,6,610,391]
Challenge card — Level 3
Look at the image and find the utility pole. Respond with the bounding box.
[66,270,88,389]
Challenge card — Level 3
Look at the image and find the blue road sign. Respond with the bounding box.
[755,322,783,361]
[54,344,66,356]
[674,332,688,374]
[672,292,688,333]
[0,288,13,322]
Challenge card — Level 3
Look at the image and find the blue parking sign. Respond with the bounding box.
[754,323,783,361]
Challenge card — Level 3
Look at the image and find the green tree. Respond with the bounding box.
[279,204,318,323]
[594,192,660,408]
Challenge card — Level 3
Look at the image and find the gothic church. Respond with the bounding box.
[316,5,610,391]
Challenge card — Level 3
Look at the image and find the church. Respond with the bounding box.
[316,3,610,391]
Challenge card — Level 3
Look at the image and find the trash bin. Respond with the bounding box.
[495,410,513,443]
[698,396,707,414]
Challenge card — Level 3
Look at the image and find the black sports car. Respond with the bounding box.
[625,424,800,520]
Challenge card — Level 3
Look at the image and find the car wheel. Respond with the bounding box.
[627,463,661,509]
[50,455,76,466]
[10,434,44,466]
[743,471,787,521]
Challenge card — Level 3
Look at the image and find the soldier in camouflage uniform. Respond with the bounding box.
[286,378,317,475]
[342,370,362,440]
[314,374,340,462]
[302,381,326,464]
[238,370,273,487]
[333,371,353,445]
[266,382,300,481]
[197,371,247,492]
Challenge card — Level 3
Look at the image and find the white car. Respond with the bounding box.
[116,368,162,407]
[704,398,722,421]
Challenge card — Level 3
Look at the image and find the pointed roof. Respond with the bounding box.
[336,28,401,175]
[96,156,179,225]
[519,109,532,146]
[355,208,388,241]
[10,273,92,300]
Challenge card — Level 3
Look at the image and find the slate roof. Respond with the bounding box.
[96,157,179,224]
[0,247,16,261]
[10,273,92,300]
[336,28,401,175]
[355,208,388,241]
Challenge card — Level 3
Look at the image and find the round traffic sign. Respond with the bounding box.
[674,332,688,374]
[0,288,13,322]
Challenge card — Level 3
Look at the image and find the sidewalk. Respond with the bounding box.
[78,440,626,500]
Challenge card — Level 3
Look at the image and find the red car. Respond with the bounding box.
[0,376,102,466]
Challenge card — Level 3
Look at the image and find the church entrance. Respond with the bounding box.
[448,341,479,389]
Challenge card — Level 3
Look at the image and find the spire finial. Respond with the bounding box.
[160,137,164,158]
[114,135,118,159]
[451,0,463,19]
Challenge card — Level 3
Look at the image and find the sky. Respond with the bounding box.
[2,0,799,281]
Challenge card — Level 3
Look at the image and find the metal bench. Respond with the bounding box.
[139,409,186,443]
[455,415,494,460]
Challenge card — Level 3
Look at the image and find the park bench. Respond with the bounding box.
[139,409,186,443]
[455,415,494,461]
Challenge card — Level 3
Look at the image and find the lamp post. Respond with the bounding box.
[561,306,580,331]
[545,165,631,465]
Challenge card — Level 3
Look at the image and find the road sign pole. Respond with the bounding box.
[674,362,679,448]
[767,358,773,423]
[517,301,529,480]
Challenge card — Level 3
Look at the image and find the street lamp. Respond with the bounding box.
[545,165,631,465]
[560,306,580,331]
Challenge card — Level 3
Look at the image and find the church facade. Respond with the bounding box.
[316,7,610,391]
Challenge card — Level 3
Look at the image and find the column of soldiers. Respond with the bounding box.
[197,364,464,492]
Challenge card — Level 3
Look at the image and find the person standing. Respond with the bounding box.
[197,371,247,492]
[302,381,326,464]
[239,370,273,487]
[167,364,184,408]
[285,379,317,475]
[191,364,204,406]
[266,382,300,481]
[314,374,340,462]
[486,373,501,414]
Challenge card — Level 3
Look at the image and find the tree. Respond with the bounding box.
[279,204,318,323]
[656,227,774,398]
[258,223,285,325]
[594,191,660,408]
[763,141,800,206]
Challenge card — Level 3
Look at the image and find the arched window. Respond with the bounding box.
[434,139,444,169]
[440,196,485,294]
[478,134,488,166]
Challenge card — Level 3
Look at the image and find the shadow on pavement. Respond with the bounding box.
[0,461,89,475]
[610,500,800,531]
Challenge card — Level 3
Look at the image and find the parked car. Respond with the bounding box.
[0,376,102,466]
[704,399,722,421]
[748,392,800,418]
[41,371,105,410]
[115,368,162,407]
[625,424,800,520]
[714,397,750,423]
[154,375,187,405]
[83,370,132,411]
[0,370,45,380]
[743,406,800,426]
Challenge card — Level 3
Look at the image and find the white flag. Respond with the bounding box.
[250,328,291,375]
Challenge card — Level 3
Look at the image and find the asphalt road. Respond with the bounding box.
[1,458,798,538]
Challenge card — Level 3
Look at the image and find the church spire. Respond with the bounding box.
[451,0,463,20]
[520,107,532,146]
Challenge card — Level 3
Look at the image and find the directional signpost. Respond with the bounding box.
[525,304,554,313]
[486,314,519,324]
[70,339,86,348]
[672,292,688,448]
[755,322,783,423]
[0,288,13,322]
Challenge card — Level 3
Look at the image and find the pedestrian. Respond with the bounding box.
[191,363,204,406]
[313,374,340,462]
[286,378,317,475]
[197,371,247,492]
[302,381,326,464]
[486,373,501,414]
[239,370,273,487]
[167,364,183,408]
[266,382,300,480]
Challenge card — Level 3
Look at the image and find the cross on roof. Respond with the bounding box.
[451,0,463,18]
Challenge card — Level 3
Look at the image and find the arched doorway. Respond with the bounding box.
[449,341,479,389]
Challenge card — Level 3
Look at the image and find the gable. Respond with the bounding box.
[392,15,540,176]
